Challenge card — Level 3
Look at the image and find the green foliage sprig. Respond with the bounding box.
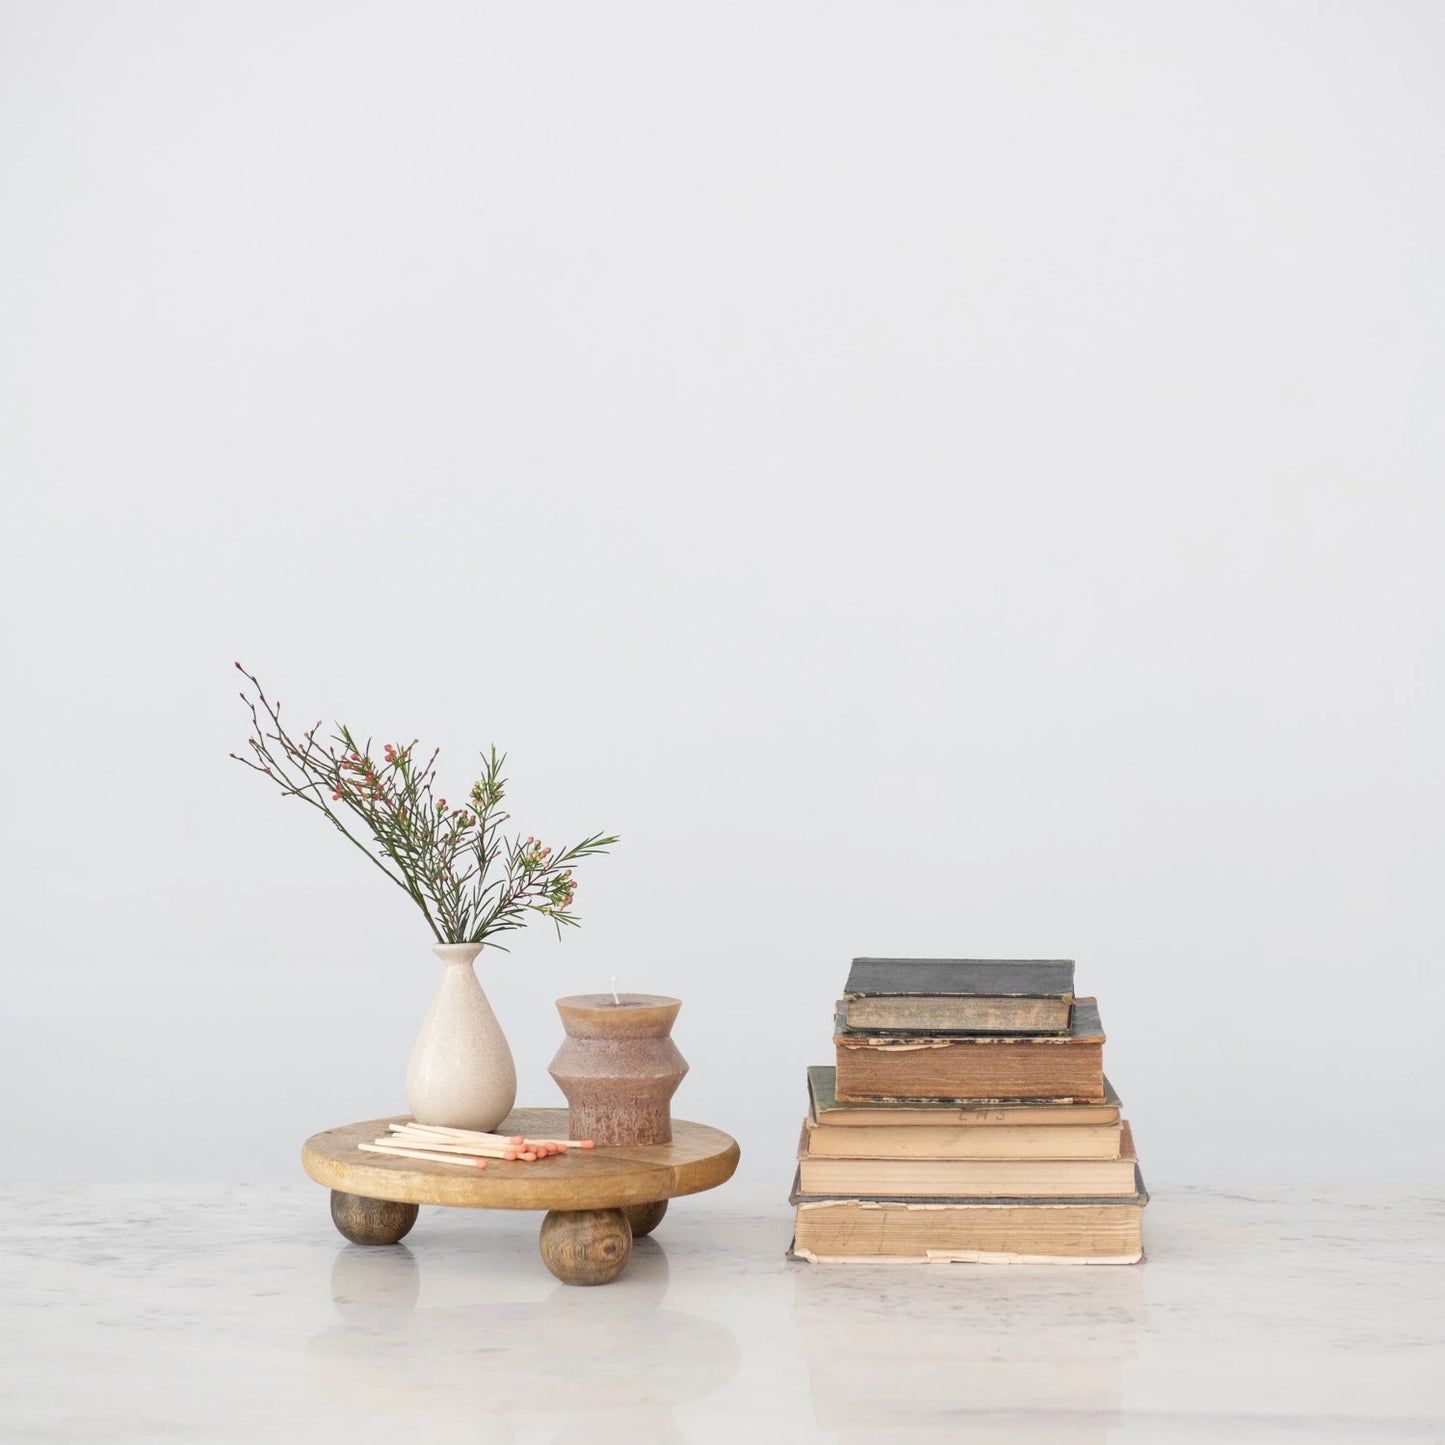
[230,664,617,947]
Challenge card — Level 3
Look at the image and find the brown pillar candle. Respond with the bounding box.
[548,994,689,1146]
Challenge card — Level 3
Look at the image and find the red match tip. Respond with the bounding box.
[503,1151,518,1160]
[580,1140,595,1149]
[520,1152,537,1162]
[508,1136,524,1145]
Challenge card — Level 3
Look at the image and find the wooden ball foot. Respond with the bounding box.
[621,1199,668,1238]
[330,1190,419,1246]
[539,1207,632,1285]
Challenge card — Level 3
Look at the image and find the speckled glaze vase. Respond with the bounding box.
[548,994,688,1145]
[406,943,516,1131]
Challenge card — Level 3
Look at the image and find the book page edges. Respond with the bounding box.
[807,1065,1123,1116]
[843,996,1074,1034]
[788,1243,1144,1266]
[788,1164,1150,1208]
[798,1120,1135,1168]
[834,998,1105,1047]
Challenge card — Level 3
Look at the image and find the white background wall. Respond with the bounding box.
[2,1,1442,1189]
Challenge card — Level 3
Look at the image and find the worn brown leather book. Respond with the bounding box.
[788,1165,1148,1263]
[833,998,1106,1103]
[807,1065,1122,1126]
[843,958,1074,1034]
[797,1121,1136,1195]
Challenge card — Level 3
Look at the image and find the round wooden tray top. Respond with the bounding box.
[302,1108,739,1211]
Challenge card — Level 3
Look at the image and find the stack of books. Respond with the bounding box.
[788,958,1147,1264]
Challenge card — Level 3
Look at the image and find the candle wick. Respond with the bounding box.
[611,974,620,1006]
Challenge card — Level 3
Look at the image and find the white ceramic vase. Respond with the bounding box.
[405,942,517,1130]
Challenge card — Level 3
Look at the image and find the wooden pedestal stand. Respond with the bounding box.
[302,1107,740,1286]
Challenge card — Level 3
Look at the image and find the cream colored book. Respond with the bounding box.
[796,1122,1138,1197]
[802,1116,1124,1160]
[807,1065,1122,1127]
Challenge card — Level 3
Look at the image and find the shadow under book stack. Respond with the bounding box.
[788,959,1148,1265]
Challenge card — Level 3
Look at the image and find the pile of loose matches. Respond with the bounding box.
[359,1122,596,1169]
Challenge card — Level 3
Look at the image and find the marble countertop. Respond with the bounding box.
[2,1181,1441,1443]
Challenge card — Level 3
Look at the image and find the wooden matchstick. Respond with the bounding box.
[391,1122,512,1139]
[393,1132,528,1156]
[386,1131,556,1163]
[360,1142,488,1168]
[378,1126,594,1162]
[392,1123,526,1145]
[379,1133,522,1160]
[402,1121,524,1139]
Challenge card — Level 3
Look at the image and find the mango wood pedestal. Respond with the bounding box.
[301,1108,739,1286]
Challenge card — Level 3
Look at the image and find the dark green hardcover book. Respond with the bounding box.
[842,958,1074,1033]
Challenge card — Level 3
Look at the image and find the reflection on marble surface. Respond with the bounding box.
[795,1258,1142,1443]
[311,1235,739,1443]
[1,1182,1442,1443]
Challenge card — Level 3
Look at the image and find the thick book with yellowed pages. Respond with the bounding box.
[788,1166,1148,1263]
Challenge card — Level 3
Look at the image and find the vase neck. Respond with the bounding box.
[431,942,484,968]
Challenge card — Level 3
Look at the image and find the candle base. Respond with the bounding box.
[563,1089,676,1148]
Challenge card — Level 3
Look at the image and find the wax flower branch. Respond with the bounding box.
[231,664,617,946]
